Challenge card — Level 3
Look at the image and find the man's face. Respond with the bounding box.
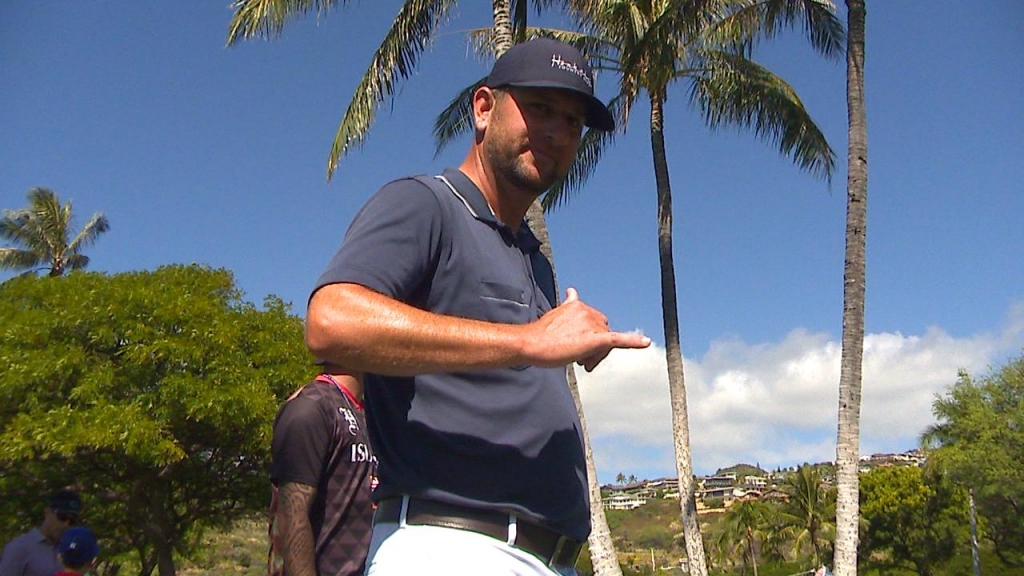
[41,507,78,541]
[482,86,587,196]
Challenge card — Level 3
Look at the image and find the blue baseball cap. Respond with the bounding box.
[485,38,615,131]
[58,526,99,567]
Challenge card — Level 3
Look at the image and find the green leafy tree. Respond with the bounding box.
[921,354,1024,568]
[780,465,836,568]
[0,187,110,277]
[0,265,313,576]
[833,1,868,574]
[858,465,969,576]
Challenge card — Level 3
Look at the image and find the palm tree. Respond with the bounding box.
[833,2,867,575]
[780,465,836,568]
[718,500,772,576]
[227,3,627,573]
[0,187,110,277]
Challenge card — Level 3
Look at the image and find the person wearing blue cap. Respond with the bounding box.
[306,37,650,575]
[55,527,99,576]
[0,490,82,576]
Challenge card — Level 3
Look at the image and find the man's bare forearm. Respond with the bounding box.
[306,284,650,376]
[277,482,317,576]
[306,283,527,375]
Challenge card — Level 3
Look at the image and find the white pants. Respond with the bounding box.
[365,500,579,576]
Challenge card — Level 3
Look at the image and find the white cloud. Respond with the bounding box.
[577,303,1024,481]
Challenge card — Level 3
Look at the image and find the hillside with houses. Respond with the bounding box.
[600,448,926,513]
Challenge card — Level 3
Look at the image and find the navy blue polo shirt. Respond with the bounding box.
[313,168,590,540]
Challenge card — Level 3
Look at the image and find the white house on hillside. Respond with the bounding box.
[604,492,647,510]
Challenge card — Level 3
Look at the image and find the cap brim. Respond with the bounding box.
[498,81,615,131]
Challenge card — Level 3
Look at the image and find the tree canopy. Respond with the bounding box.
[859,465,969,576]
[921,353,1024,567]
[0,265,314,576]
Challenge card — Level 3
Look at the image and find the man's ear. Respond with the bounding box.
[472,86,497,132]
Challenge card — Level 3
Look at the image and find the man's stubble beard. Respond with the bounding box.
[484,137,562,197]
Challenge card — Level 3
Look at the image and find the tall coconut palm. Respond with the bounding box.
[833,2,867,575]
[780,465,836,568]
[0,187,110,277]
[227,2,626,573]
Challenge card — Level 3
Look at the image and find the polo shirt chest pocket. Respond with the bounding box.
[479,278,533,324]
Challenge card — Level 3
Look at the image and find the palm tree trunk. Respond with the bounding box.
[649,93,708,576]
[527,200,623,576]
[834,1,868,575]
[568,359,624,576]
[491,0,513,53]
[747,529,759,576]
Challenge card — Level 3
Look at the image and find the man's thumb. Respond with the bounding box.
[564,287,579,303]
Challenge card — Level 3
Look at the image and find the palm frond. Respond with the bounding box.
[543,122,617,211]
[0,210,31,243]
[512,0,528,42]
[690,50,834,180]
[8,188,67,257]
[708,0,844,60]
[0,247,43,272]
[64,253,91,272]
[327,0,457,180]
[466,26,605,62]
[226,0,343,44]
[66,213,111,255]
[432,78,484,157]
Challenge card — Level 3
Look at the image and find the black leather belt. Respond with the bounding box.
[374,497,583,568]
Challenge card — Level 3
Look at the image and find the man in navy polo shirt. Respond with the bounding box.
[306,38,650,575]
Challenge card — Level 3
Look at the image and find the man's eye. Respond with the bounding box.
[530,103,552,115]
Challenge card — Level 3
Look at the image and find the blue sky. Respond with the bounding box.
[3,2,1022,481]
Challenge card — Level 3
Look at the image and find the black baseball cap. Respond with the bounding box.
[49,490,82,514]
[485,38,615,131]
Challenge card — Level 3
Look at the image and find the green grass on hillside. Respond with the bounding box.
[177,517,267,576]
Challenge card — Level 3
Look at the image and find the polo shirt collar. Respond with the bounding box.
[441,168,542,251]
